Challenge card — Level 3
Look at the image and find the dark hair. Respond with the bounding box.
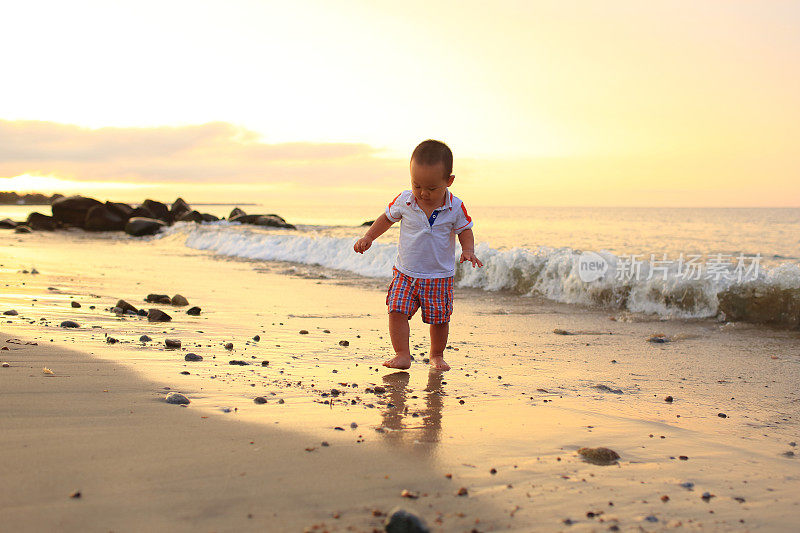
[411,139,453,177]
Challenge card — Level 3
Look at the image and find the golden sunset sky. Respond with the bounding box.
[1,0,798,206]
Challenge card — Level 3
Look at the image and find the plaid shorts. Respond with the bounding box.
[386,267,454,324]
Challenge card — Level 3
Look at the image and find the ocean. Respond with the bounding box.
[3,202,799,325]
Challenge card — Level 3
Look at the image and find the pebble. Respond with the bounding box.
[456,487,468,496]
[2,362,10,368]
[644,515,658,523]
[592,384,623,394]
[665,396,674,403]
[139,335,152,342]
[701,491,714,501]
[165,392,190,405]
[186,306,201,316]
[253,335,260,341]
[373,386,386,394]
[338,340,349,347]
[180,371,190,375]
[400,489,418,499]
[254,396,267,404]
[261,360,269,366]
[3,310,18,316]
[229,360,248,365]
[171,294,189,306]
[60,320,80,328]
[718,412,728,418]
[225,342,234,350]
[384,507,430,533]
[577,447,620,465]
[184,353,203,361]
[147,309,172,322]
[680,482,694,490]
[106,337,119,344]
[299,330,309,335]
[165,339,181,349]
[71,301,81,308]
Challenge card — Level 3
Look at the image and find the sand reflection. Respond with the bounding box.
[379,370,444,449]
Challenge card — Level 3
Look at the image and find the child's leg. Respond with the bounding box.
[429,322,450,371]
[384,311,412,369]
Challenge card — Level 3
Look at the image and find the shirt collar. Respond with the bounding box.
[409,189,453,211]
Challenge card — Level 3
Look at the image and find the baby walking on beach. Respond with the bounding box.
[354,140,483,371]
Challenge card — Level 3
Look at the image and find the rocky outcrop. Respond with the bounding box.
[0,218,18,229]
[230,213,295,229]
[169,198,192,223]
[141,199,169,222]
[229,207,246,219]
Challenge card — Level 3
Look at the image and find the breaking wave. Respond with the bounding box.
[163,222,800,327]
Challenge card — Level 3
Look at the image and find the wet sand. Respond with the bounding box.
[1,229,799,531]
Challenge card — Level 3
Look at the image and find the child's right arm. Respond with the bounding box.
[354,214,395,254]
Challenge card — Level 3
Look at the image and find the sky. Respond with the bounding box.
[1,0,798,206]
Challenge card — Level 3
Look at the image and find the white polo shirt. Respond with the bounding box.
[385,190,474,279]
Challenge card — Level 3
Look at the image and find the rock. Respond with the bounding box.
[186,306,201,316]
[254,396,267,404]
[3,310,19,316]
[165,339,181,348]
[84,205,125,231]
[104,201,134,219]
[125,217,166,236]
[184,353,203,361]
[146,294,172,304]
[116,299,138,314]
[553,328,573,335]
[2,362,10,367]
[147,309,172,322]
[106,337,119,344]
[384,507,430,533]
[141,199,169,222]
[26,212,57,231]
[0,218,18,229]
[51,196,103,228]
[299,330,309,335]
[648,334,670,343]
[456,487,468,496]
[229,207,247,219]
[224,342,233,350]
[373,386,386,394]
[171,294,189,306]
[60,320,80,328]
[139,335,152,342]
[701,491,714,501]
[361,219,374,226]
[177,210,204,223]
[718,412,728,418]
[14,225,32,233]
[165,392,190,405]
[71,301,81,308]
[253,335,260,341]
[577,447,620,465]
[665,396,673,403]
[127,206,155,219]
[137,309,148,316]
[169,197,192,222]
[261,361,269,366]
[229,360,249,365]
[230,213,296,229]
[338,340,350,347]
[592,384,623,394]
[200,213,219,222]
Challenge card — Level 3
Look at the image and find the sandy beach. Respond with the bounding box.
[2,228,799,532]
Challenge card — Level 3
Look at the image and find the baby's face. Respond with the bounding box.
[410,160,454,210]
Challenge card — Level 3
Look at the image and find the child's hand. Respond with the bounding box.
[459,250,483,268]
[354,237,373,254]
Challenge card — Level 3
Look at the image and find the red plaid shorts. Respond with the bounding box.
[386,267,454,324]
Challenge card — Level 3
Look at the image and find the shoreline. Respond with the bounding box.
[2,229,800,531]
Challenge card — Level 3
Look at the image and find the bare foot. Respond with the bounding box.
[383,355,411,369]
[429,354,450,371]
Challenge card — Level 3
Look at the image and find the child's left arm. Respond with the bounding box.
[458,229,483,268]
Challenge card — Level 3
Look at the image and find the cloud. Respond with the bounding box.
[0,120,402,185]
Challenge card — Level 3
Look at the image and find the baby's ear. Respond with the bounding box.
[447,174,455,186]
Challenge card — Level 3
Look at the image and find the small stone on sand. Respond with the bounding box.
[186,306,201,316]
[229,360,248,365]
[60,320,80,328]
[184,353,203,361]
[71,301,81,308]
[299,329,309,335]
[147,309,172,322]
[165,339,181,348]
[165,392,190,404]
[224,342,234,350]
[3,310,18,316]
[456,487,468,496]
[338,340,349,346]
[139,335,152,342]
[171,294,189,306]
[577,447,620,465]
[254,396,267,404]
[384,507,430,533]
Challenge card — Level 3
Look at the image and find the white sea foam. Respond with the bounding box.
[163,222,800,323]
